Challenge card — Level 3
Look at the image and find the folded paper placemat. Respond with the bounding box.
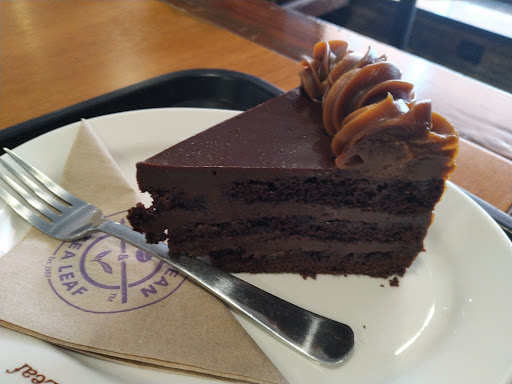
[0,121,287,384]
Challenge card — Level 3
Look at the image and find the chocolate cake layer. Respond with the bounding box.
[169,218,429,246]
[207,248,422,278]
[139,171,444,213]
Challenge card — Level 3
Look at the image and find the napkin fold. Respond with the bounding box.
[0,121,287,384]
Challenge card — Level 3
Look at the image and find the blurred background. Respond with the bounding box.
[273,0,512,93]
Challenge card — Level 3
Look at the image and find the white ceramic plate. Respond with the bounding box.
[1,108,512,384]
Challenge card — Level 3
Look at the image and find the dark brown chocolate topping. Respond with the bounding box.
[139,88,333,171]
[300,40,459,179]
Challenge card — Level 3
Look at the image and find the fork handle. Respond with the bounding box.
[97,219,354,365]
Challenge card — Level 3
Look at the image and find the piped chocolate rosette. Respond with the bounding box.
[300,40,459,179]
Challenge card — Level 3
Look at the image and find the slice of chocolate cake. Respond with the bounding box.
[128,41,458,278]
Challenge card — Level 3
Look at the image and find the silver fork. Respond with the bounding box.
[0,147,354,366]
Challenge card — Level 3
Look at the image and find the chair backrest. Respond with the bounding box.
[269,0,351,17]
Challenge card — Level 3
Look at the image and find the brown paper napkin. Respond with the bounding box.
[0,121,287,384]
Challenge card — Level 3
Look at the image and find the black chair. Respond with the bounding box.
[271,0,417,49]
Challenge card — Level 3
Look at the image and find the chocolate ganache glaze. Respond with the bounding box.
[299,40,459,179]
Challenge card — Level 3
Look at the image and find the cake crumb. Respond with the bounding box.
[363,325,366,329]
[389,277,399,287]
[301,272,317,280]
[380,284,385,288]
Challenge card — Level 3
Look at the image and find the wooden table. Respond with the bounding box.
[1,0,511,215]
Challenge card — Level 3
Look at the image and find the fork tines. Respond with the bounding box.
[0,148,68,225]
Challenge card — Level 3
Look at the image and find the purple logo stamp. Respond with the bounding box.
[45,212,186,314]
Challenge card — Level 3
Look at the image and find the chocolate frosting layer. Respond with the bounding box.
[300,40,459,179]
